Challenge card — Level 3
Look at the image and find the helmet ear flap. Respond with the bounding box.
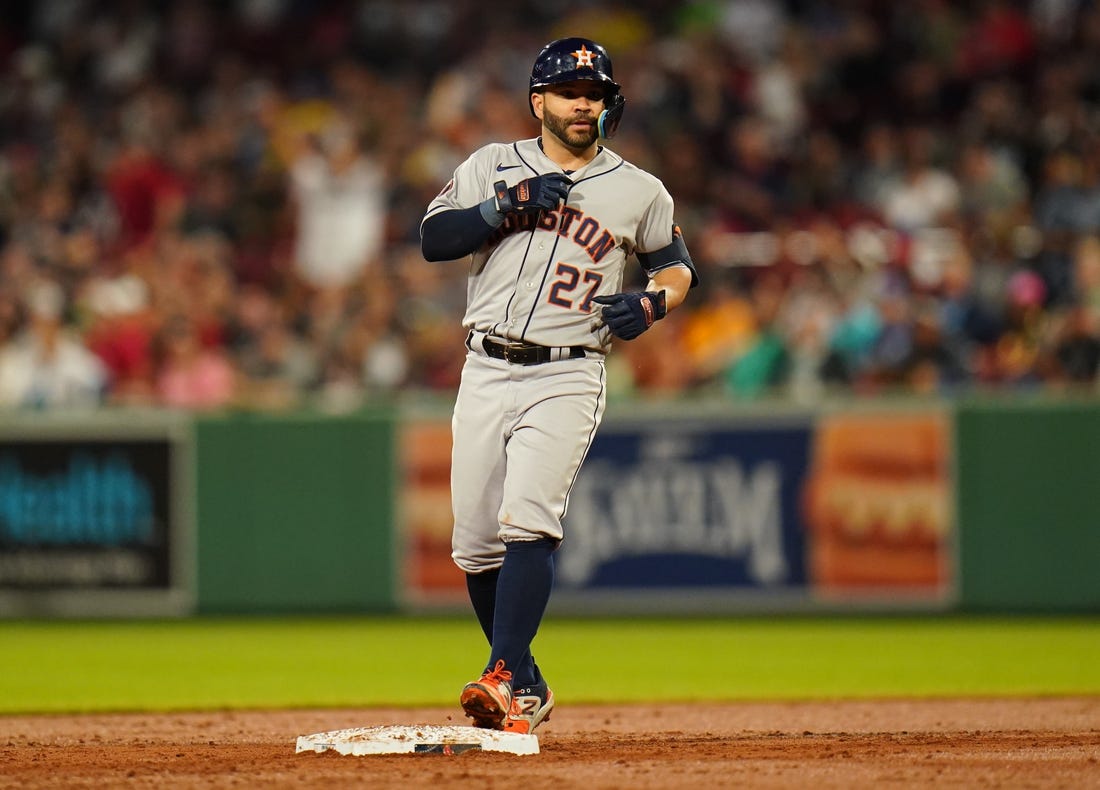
[598,93,625,139]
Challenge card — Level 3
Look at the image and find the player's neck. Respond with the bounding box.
[538,134,598,172]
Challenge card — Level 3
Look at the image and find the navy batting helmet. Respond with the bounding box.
[529,37,626,139]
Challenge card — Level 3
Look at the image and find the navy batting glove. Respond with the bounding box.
[506,173,571,212]
[592,290,667,340]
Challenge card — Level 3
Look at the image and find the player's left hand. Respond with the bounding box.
[509,173,572,213]
[592,290,667,340]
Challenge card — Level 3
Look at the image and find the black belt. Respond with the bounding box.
[476,333,587,365]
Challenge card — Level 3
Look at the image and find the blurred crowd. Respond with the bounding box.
[1,0,1099,412]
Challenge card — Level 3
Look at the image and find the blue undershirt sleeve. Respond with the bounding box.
[421,199,505,262]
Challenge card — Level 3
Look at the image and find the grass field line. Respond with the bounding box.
[1,616,1097,714]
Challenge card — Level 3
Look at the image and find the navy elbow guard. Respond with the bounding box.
[636,225,698,287]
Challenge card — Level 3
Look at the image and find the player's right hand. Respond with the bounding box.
[593,290,667,340]
[509,173,571,212]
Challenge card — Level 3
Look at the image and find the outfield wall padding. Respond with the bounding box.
[955,400,1100,612]
[7,399,1096,616]
[194,411,397,613]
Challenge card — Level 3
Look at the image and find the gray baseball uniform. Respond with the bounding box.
[424,137,688,572]
[422,35,698,734]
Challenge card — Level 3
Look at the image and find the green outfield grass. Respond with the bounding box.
[1,616,1098,714]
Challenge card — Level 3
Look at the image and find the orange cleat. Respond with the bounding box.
[503,682,554,734]
[460,659,513,729]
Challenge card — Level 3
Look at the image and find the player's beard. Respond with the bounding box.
[542,106,600,151]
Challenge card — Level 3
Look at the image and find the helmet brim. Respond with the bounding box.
[530,71,620,92]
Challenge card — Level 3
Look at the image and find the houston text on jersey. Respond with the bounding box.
[486,205,617,264]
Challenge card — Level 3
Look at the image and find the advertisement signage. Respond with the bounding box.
[0,416,194,616]
[400,406,955,613]
[558,421,811,591]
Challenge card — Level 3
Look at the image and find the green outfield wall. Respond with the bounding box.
[184,400,1099,614]
[194,410,397,613]
[4,399,1098,616]
[955,399,1100,612]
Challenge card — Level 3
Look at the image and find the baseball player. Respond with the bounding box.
[420,37,698,734]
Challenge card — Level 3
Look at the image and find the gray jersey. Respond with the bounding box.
[424,137,680,352]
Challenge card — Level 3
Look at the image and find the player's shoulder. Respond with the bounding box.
[480,140,523,155]
[464,141,515,164]
[465,139,539,170]
[591,147,668,193]
[619,157,665,188]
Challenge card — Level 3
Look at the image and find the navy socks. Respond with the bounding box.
[466,537,556,689]
[465,567,500,645]
[465,564,536,686]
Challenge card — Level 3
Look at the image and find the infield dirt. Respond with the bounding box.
[2,697,1097,788]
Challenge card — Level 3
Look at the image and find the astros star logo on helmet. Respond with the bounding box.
[572,45,595,67]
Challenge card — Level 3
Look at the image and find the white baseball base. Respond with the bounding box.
[295,725,539,756]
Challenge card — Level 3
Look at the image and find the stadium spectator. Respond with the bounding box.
[0,0,1096,410]
[287,115,387,293]
[0,278,106,408]
[153,312,236,410]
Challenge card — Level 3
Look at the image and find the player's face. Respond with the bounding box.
[537,81,606,150]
